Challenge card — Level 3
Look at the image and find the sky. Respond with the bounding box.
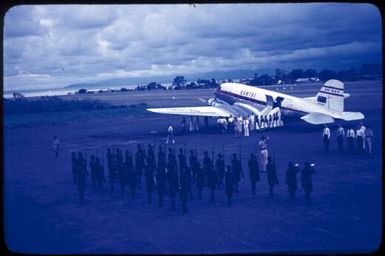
[3,3,382,90]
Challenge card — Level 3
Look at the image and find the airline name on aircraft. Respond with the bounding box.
[321,87,342,95]
[239,89,258,99]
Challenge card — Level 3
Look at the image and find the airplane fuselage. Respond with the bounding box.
[216,83,342,119]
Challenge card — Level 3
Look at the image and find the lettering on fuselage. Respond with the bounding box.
[239,89,258,99]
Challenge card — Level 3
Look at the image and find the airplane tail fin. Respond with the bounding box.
[315,79,344,112]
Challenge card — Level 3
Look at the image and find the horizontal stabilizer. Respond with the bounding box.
[147,106,233,117]
[341,111,365,121]
[301,112,335,125]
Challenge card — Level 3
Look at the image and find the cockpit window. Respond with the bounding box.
[317,96,327,103]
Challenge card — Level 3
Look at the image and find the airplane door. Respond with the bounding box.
[265,95,274,107]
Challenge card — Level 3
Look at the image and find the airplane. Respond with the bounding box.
[147,79,364,125]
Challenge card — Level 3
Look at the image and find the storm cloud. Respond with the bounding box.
[3,3,382,90]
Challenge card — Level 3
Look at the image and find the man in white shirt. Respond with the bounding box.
[356,125,364,152]
[243,118,250,137]
[259,135,269,172]
[166,124,175,144]
[322,124,331,152]
[365,126,374,154]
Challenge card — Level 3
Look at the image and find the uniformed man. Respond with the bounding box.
[52,136,60,158]
[71,152,78,184]
[266,156,278,198]
[250,114,255,132]
[322,124,331,152]
[285,162,299,200]
[95,154,105,190]
[107,148,116,193]
[301,162,316,203]
[128,162,137,200]
[346,127,356,152]
[231,153,244,193]
[144,162,156,203]
[224,165,235,207]
[179,167,190,215]
[77,152,87,203]
[181,117,187,133]
[90,155,97,189]
[156,164,167,207]
[337,124,345,153]
[196,158,205,199]
[248,153,260,196]
[147,144,156,169]
[207,159,218,204]
[189,150,197,183]
[259,136,269,172]
[116,150,127,195]
[178,148,187,174]
[194,116,200,131]
[167,163,178,210]
[204,116,209,130]
[166,124,176,144]
[135,145,146,188]
[216,153,225,190]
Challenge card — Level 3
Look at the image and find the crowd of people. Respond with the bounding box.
[322,122,374,154]
[70,142,316,215]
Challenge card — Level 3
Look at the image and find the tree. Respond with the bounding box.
[289,69,304,83]
[304,69,317,78]
[319,69,336,81]
[172,75,186,88]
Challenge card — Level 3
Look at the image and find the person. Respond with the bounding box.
[250,114,255,132]
[181,117,186,133]
[90,155,98,189]
[259,136,269,172]
[135,145,146,188]
[117,150,127,196]
[189,116,194,132]
[156,165,167,207]
[336,124,345,153]
[356,125,364,152]
[237,116,243,137]
[71,152,78,184]
[179,168,190,215]
[207,160,217,204]
[322,124,330,152]
[144,163,156,203]
[188,150,197,183]
[301,162,316,203]
[194,116,200,131]
[77,152,87,203]
[365,126,374,154]
[224,165,235,207]
[127,162,137,200]
[228,115,235,133]
[52,136,60,158]
[255,115,260,131]
[231,153,244,193]
[222,117,228,133]
[107,148,116,193]
[196,159,205,199]
[216,153,225,190]
[277,109,283,126]
[204,116,209,130]
[360,122,367,151]
[167,164,178,210]
[248,153,260,196]
[243,118,250,137]
[266,156,278,198]
[285,162,299,200]
[166,124,175,144]
[346,127,355,152]
[95,155,105,190]
[178,148,187,173]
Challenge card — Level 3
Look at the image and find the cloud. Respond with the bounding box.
[3,3,382,90]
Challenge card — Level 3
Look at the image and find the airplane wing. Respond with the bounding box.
[341,111,364,121]
[147,106,233,117]
[300,112,335,125]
